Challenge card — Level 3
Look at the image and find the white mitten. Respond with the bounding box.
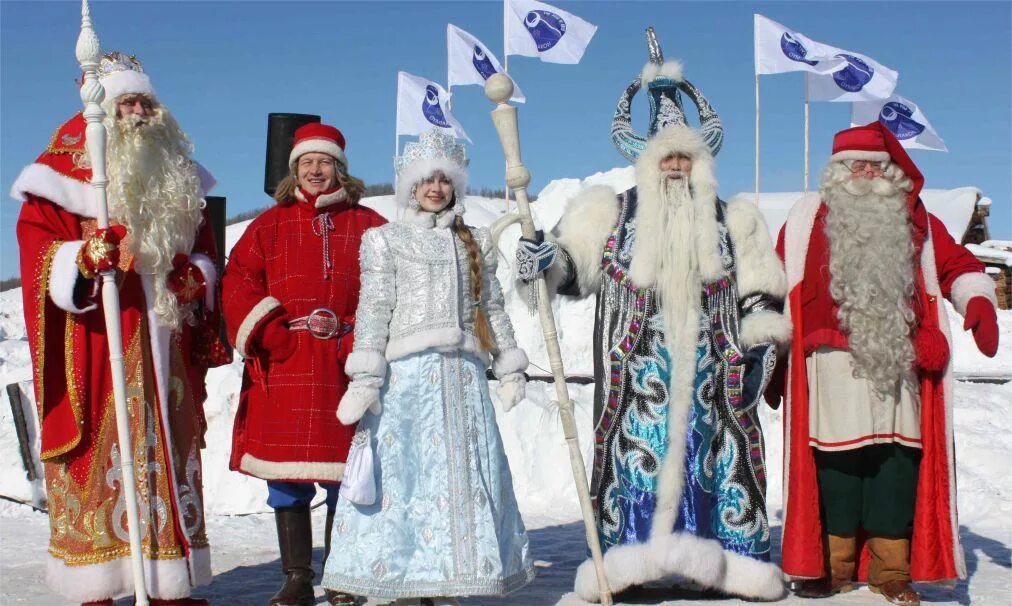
[337,380,382,425]
[495,373,527,412]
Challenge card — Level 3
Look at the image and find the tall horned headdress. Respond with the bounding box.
[610,27,723,162]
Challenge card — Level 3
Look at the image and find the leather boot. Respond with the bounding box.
[322,507,358,606]
[827,534,857,594]
[269,505,316,606]
[868,537,920,606]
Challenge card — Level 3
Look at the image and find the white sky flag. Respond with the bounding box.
[447,24,525,103]
[754,14,846,75]
[505,0,597,64]
[804,51,898,102]
[395,71,471,142]
[851,95,947,151]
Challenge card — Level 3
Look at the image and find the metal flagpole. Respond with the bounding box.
[76,2,149,604]
[754,72,760,205]
[483,73,613,606]
[803,83,810,193]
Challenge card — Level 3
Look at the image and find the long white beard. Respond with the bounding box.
[104,108,204,329]
[822,172,917,395]
[654,176,702,345]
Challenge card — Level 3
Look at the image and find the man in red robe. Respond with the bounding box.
[13,51,227,606]
[774,122,999,605]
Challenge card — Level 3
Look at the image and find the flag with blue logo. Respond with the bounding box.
[447,24,525,103]
[754,14,846,75]
[852,95,947,151]
[395,71,471,142]
[804,51,898,102]
[505,0,597,64]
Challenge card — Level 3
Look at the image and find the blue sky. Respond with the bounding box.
[2,1,1010,280]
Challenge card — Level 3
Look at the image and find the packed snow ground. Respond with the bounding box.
[2,171,1010,604]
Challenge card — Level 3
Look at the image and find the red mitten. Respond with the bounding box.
[166,253,207,304]
[964,297,999,357]
[77,225,127,278]
[257,314,297,362]
[913,325,950,372]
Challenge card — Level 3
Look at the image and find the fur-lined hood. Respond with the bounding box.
[394,157,468,210]
[629,123,724,287]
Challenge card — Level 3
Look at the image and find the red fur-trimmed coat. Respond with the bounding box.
[775,193,993,584]
[222,194,385,482]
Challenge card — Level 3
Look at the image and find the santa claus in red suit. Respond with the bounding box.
[774,122,999,605]
[12,52,227,606]
[221,122,385,606]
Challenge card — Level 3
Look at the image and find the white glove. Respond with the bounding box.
[495,373,527,412]
[337,379,382,425]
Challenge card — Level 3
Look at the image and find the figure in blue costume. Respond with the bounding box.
[516,29,791,601]
[322,130,534,604]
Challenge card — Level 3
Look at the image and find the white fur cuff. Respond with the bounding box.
[493,347,529,377]
[235,296,282,358]
[189,253,217,311]
[345,349,388,378]
[739,311,792,351]
[949,272,998,316]
[49,241,97,314]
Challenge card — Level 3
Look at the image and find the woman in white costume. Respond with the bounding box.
[322,130,535,604]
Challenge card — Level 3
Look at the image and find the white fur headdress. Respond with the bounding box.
[394,129,468,213]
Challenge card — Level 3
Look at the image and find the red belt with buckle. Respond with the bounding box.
[288,308,353,340]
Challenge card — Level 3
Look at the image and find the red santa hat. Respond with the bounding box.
[830,121,924,203]
[289,123,347,168]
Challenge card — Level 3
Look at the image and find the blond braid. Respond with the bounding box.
[452,214,497,351]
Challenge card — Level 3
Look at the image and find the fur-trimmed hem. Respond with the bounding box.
[395,158,468,209]
[949,272,997,316]
[345,349,388,378]
[725,198,788,299]
[239,454,345,482]
[45,547,209,602]
[49,240,97,313]
[493,346,528,377]
[385,327,488,365]
[740,310,792,351]
[188,253,217,311]
[235,296,282,358]
[552,185,620,297]
[573,532,785,602]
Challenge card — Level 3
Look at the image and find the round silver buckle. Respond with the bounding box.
[306,308,339,339]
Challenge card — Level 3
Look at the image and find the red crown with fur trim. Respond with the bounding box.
[289,123,347,168]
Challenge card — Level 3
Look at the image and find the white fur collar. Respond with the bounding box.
[294,186,348,208]
[628,124,724,287]
[401,206,456,228]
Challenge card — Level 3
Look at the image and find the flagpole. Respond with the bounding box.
[754,72,760,206]
[77,2,149,604]
[803,81,810,193]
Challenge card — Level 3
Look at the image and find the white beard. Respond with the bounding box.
[104,107,204,329]
[822,168,917,395]
[654,176,703,344]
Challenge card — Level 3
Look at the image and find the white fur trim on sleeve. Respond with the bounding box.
[493,346,529,377]
[726,198,788,299]
[49,241,97,314]
[345,349,388,378]
[235,296,282,358]
[739,310,792,351]
[552,185,620,296]
[188,253,217,311]
[949,272,998,316]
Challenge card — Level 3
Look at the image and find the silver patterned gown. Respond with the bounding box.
[322,210,534,599]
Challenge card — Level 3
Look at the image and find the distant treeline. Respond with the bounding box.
[0,276,21,291]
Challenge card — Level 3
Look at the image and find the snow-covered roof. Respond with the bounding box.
[728,187,984,242]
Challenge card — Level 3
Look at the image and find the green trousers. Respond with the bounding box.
[814,443,921,537]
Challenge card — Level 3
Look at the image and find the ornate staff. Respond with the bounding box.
[76,2,149,604]
[483,73,613,606]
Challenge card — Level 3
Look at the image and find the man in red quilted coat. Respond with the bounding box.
[774,122,999,606]
[221,123,385,606]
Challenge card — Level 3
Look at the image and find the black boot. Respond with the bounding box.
[322,507,358,606]
[269,505,316,606]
